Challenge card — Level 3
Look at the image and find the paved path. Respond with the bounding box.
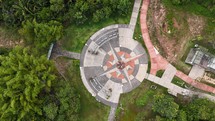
[140,0,215,95]
[188,65,205,79]
[129,0,142,35]
[146,73,215,102]
[108,107,117,121]
[160,64,176,83]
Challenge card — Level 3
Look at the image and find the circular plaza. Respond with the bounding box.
[80,24,148,107]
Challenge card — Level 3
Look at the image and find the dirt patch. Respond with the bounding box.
[0,38,23,48]
[54,57,71,75]
[0,27,23,48]
[148,0,205,63]
[201,72,215,85]
[173,18,180,29]
[187,15,205,36]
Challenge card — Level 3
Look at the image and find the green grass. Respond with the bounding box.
[156,70,165,78]
[116,80,168,121]
[196,20,215,55]
[162,0,215,55]
[172,40,194,75]
[0,26,21,42]
[162,0,214,18]
[61,14,131,53]
[63,59,110,121]
[171,76,186,88]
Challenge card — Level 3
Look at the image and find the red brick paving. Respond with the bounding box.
[140,0,215,94]
[105,51,135,80]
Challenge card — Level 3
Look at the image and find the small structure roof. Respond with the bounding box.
[208,58,215,70]
[185,48,215,73]
[185,48,196,64]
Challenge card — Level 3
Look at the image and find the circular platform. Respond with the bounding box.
[80,24,148,107]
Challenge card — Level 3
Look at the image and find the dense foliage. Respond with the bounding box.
[184,98,215,121]
[0,46,56,120]
[0,0,132,27]
[43,81,80,121]
[0,0,132,50]
[19,20,63,50]
[171,0,215,15]
[152,94,179,119]
[136,93,215,121]
[0,47,80,121]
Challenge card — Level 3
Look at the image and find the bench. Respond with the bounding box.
[88,29,118,54]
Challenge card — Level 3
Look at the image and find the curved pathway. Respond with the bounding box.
[140,0,215,94]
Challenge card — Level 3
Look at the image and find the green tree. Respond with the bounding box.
[19,20,63,49]
[0,46,56,121]
[117,0,132,16]
[177,110,187,121]
[152,94,179,119]
[43,103,58,120]
[50,0,64,12]
[185,98,215,121]
[55,81,80,121]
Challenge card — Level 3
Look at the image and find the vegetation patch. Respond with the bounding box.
[116,80,168,121]
[171,76,186,88]
[63,60,110,121]
[156,70,165,77]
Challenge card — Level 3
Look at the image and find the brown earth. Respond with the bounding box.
[148,0,205,63]
[0,28,23,48]
[0,38,23,48]
[55,58,71,74]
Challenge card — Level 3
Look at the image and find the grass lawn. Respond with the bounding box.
[61,14,131,53]
[173,40,194,75]
[0,26,20,41]
[156,70,165,78]
[64,59,110,121]
[116,80,168,121]
[171,76,187,88]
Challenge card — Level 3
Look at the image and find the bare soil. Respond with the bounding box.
[54,57,71,75]
[148,0,205,63]
[0,28,23,48]
[0,38,23,48]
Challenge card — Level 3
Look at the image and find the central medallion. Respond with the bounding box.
[116,61,125,70]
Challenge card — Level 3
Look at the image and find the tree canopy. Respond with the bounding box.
[0,0,132,27]
[0,46,81,121]
[184,98,215,121]
[0,46,56,120]
[152,94,179,119]
[18,20,63,50]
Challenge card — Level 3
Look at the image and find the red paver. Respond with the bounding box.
[140,0,215,94]
[105,51,135,80]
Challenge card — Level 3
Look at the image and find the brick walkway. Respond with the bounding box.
[140,0,215,94]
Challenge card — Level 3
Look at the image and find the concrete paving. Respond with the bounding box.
[51,43,80,60]
[160,64,177,83]
[108,107,117,121]
[146,72,215,101]
[188,65,205,79]
[129,0,142,33]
